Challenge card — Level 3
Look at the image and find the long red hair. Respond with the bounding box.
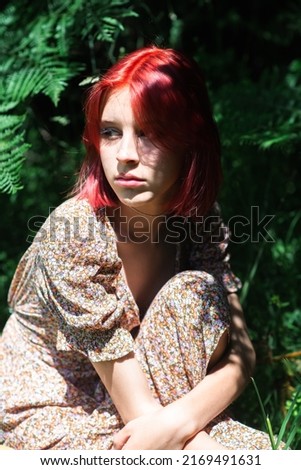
[75,45,222,216]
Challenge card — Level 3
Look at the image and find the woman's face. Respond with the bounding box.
[99,87,184,215]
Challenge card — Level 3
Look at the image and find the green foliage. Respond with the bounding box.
[285,384,301,446]
[252,377,301,449]
[0,114,28,193]
[0,0,301,449]
[0,0,137,194]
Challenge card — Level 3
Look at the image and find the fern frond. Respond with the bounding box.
[0,144,29,194]
[1,69,48,103]
[38,58,84,106]
[0,114,29,194]
[0,0,139,195]
[0,115,25,132]
[0,102,20,113]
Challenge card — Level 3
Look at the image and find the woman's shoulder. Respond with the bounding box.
[28,198,113,254]
[49,196,99,220]
[35,197,108,247]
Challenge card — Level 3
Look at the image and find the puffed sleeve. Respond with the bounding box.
[188,202,242,293]
[35,198,138,362]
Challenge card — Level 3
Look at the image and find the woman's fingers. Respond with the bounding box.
[112,428,130,449]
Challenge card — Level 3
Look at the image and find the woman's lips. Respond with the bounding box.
[114,175,145,187]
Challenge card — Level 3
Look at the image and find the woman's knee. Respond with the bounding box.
[136,270,231,395]
[145,270,231,331]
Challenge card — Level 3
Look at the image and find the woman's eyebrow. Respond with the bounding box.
[100,119,118,126]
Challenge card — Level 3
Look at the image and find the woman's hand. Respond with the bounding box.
[113,405,191,450]
[113,406,226,450]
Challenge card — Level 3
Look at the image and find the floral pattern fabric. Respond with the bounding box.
[0,198,271,449]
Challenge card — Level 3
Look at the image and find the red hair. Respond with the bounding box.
[75,45,222,216]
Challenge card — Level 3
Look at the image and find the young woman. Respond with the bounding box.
[0,45,273,449]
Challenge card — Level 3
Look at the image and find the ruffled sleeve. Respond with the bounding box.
[35,198,138,362]
[188,202,242,293]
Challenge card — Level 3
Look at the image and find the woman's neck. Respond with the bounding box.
[106,204,169,244]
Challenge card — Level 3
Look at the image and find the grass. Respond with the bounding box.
[251,377,301,449]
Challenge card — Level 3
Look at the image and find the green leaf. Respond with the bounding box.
[259,134,298,150]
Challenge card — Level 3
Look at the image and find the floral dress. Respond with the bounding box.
[0,198,272,449]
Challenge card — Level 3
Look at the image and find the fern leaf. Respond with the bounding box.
[0,114,25,132]
[5,69,47,103]
[0,132,28,155]
[0,144,29,194]
[0,114,29,194]
[0,0,140,195]
[0,102,20,113]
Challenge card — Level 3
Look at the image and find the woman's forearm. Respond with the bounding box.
[92,352,161,424]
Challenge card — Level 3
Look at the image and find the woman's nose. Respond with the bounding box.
[116,134,140,163]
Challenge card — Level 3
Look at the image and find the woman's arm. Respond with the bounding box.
[93,350,226,449]
[92,352,161,424]
[93,294,255,449]
[227,293,256,383]
[92,353,193,449]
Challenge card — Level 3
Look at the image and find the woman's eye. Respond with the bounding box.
[100,127,120,139]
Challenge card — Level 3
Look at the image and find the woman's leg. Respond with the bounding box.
[134,270,273,450]
[135,270,230,405]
